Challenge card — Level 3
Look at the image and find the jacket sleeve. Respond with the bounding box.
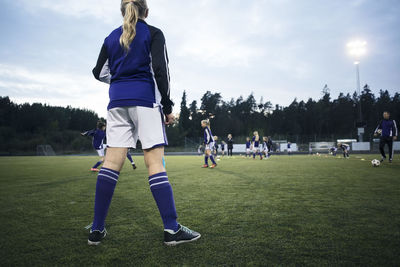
[149,27,174,114]
[92,43,111,84]
[374,121,382,133]
[393,120,398,136]
[82,129,96,137]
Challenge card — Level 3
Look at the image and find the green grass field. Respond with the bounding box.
[0,154,399,266]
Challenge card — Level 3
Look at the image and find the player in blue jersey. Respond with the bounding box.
[227,134,234,157]
[81,121,107,172]
[337,143,350,158]
[213,136,219,156]
[329,146,337,156]
[88,0,200,246]
[267,136,273,158]
[287,142,292,155]
[374,111,398,163]
[201,120,217,168]
[82,122,137,171]
[252,131,263,160]
[245,137,251,157]
[262,137,269,159]
[221,141,226,157]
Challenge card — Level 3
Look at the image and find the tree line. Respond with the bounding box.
[0,96,102,154]
[1,85,399,154]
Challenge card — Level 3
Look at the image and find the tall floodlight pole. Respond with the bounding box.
[347,40,367,142]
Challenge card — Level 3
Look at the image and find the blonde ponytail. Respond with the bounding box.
[120,0,148,53]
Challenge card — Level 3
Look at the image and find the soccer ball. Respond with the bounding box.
[371,159,380,167]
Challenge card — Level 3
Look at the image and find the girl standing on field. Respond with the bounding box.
[88,0,200,246]
[201,120,217,168]
[252,131,262,160]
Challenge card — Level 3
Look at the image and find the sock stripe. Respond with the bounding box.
[100,169,119,178]
[150,181,170,188]
[149,176,168,183]
[99,173,118,183]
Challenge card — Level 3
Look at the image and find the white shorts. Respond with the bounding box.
[253,147,260,153]
[264,147,269,153]
[205,142,215,151]
[106,106,167,150]
[288,148,292,153]
[246,148,251,154]
[96,147,106,157]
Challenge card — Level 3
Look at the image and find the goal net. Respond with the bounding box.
[36,145,56,156]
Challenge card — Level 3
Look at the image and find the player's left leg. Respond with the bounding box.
[144,147,200,245]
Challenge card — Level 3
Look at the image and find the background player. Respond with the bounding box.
[262,137,269,159]
[245,137,251,157]
[287,142,292,155]
[337,143,350,158]
[329,146,337,156]
[227,134,234,157]
[374,111,398,163]
[89,0,200,246]
[252,131,262,160]
[201,120,217,168]
[81,121,106,172]
[221,141,226,157]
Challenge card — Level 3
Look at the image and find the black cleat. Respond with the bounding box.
[380,158,385,163]
[389,159,392,163]
[164,224,201,246]
[88,229,107,246]
[132,164,137,170]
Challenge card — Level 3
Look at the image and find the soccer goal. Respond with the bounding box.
[36,145,56,156]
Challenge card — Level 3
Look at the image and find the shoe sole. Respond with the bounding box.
[164,234,201,246]
[88,240,101,246]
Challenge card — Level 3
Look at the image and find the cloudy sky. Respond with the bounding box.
[0,0,399,117]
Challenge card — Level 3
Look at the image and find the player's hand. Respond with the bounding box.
[394,136,398,141]
[165,113,175,125]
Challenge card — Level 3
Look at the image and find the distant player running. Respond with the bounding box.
[374,111,398,163]
[88,0,200,246]
[337,143,350,158]
[201,120,217,168]
[81,121,107,172]
[252,131,262,160]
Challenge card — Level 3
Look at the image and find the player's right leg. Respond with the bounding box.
[379,138,386,162]
[88,147,127,245]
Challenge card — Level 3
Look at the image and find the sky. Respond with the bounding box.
[0,0,399,118]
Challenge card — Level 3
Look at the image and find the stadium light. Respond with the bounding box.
[347,40,367,61]
[347,40,367,142]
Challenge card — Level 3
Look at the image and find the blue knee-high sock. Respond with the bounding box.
[205,156,209,165]
[210,155,216,164]
[91,168,120,231]
[149,172,179,231]
[126,153,134,164]
[92,161,102,169]
[253,153,256,159]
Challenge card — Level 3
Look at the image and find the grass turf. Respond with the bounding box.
[0,154,399,266]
